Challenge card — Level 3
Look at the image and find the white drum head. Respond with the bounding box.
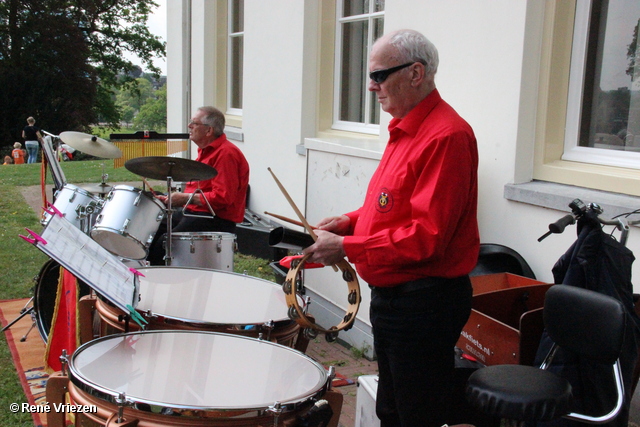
[135,267,297,325]
[68,330,327,412]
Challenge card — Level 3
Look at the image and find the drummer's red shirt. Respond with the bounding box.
[342,90,479,287]
[185,134,249,223]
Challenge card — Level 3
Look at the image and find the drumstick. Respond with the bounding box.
[264,211,317,230]
[267,168,317,240]
[142,177,158,196]
[267,168,338,272]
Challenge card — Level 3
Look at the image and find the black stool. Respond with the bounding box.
[465,285,626,425]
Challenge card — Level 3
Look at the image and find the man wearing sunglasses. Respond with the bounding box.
[304,29,479,426]
[147,106,250,265]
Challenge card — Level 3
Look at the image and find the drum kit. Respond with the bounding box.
[16,132,346,426]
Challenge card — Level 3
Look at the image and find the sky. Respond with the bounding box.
[125,0,167,75]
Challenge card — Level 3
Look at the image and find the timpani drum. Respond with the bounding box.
[56,330,330,426]
[41,184,102,233]
[91,185,165,260]
[170,232,236,271]
[95,267,304,348]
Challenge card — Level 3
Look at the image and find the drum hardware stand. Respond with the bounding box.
[1,297,36,341]
[164,183,216,266]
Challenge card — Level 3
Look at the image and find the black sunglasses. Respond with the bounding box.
[369,62,414,84]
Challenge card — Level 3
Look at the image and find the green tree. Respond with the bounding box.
[0,0,165,144]
[133,83,167,132]
[116,77,155,113]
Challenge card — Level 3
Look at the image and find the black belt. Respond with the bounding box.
[370,276,466,296]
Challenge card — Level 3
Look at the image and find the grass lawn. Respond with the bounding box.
[0,159,274,426]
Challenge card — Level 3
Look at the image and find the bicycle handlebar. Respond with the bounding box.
[538,198,630,245]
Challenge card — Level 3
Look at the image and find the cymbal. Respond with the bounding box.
[78,183,113,194]
[59,131,122,159]
[124,156,218,182]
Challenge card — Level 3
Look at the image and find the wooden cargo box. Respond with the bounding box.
[457,273,553,366]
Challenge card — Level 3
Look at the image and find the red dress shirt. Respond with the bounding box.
[343,90,479,286]
[184,134,249,223]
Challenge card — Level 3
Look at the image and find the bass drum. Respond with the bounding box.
[33,260,91,343]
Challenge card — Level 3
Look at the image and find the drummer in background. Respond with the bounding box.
[303,30,479,426]
[147,106,250,265]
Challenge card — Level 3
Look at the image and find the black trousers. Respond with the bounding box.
[370,276,473,427]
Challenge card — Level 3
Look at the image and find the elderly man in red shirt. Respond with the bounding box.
[304,30,479,426]
[148,106,250,265]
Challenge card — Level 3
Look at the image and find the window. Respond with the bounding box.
[531,0,640,196]
[563,0,640,170]
[227,0,244,114]
[333,0,384,134]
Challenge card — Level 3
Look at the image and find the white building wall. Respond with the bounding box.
[167,0,640,354]
[240,0,318,217]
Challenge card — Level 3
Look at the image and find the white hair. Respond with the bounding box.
[387,30,439,77]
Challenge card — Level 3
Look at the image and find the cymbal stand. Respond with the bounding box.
[164,175,175,266]
[100,162,109,186]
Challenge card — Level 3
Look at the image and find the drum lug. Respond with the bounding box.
[262,319,274,341]
[266,401,283,426]
[59,349,70,376]
[190,240,196,253]
[326,366,337,391]
[216,236,222,253]
[123,218,131,231]
[115,392,133,424]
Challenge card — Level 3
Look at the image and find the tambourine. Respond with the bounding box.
[283,253,361,342]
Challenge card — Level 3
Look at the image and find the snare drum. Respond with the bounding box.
[41,184,102,233]
[170,232,236,271]
[91,185,165,260]
[96,267,305,348]
[54,330,331,426]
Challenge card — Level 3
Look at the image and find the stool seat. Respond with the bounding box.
[466,364,573,421]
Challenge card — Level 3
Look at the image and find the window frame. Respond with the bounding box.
[531,0,640,197]
[226,0,244,116]
[561,0,640,170]
[331,1,384,135]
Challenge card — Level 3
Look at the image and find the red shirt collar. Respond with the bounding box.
[388,89,442,138]
[197,133,226,157]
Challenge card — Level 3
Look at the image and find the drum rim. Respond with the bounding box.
[33,260,60,342]
[58,183,99,199]
[90,228,149,260]
[171,231,236,241]
[133,266,304,325]
[67,330,328,413]
[106,185,166,209]
[136,265,278,286]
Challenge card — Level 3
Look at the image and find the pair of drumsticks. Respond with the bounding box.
[267,168,338,271]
